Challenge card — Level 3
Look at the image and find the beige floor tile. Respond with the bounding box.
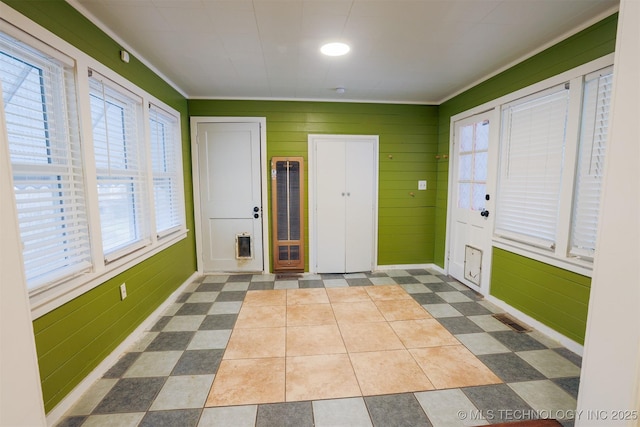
[224,327,285,359]
[235,305,286,328]
[326,287,371,303]
[365,285,412,301]
[410,345,502,389]
[332,301,386,324]
[373,299,432,321]
[206,358,285,406]
[286,304,336,326]
[242,290,286,306]
[286,354,361,401]
[349,350,434,395]
[287,288,329,305]
[389,319,460,348]
[287,324,346,356]
[339,322,405,353]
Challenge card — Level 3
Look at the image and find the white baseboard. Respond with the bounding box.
[45,272,201,426]
[376,263,446,274]
[485,294,584,356]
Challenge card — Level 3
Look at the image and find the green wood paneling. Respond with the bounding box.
[491,248,591,344]
[189,100,439,271]
[2,0,197,412]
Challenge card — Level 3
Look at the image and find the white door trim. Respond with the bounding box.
[190,117,269,274]
[308,134,379,274]
[445,108,499,296]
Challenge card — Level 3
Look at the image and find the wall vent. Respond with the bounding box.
[492,313,532,333]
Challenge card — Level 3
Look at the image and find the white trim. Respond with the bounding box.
[190,116,270,275]
[438,6,619,104]
[307,134,379,274]
[44,271,199,427]
[64,0,187,99]
[376,263,446,275]
[188,95,436,105]
[485,294,584,356]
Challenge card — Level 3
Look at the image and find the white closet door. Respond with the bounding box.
[345,141,375,272]
[315,139,347,273]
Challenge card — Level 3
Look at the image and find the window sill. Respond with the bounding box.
[29,230,188,319]
[492,238,593,278]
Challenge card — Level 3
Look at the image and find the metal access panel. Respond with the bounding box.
[464,245,482,286]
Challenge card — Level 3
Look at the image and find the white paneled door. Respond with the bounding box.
[448,112,496,293]
[311,135,378,273]
[196,122,264,272]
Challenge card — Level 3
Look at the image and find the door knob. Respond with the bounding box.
[253,206,260,212]
[480,209,490,217]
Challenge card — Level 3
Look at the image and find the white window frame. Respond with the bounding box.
[0,10,188,318]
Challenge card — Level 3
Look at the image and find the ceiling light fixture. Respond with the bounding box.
[321,42,350,56]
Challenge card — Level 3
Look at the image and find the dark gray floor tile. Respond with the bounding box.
[146,331,195,351]
[489,331,547,351]
[215,291,247,302]
[553,348,582,367]
[462,384,532,424]
[171,349,224,375]
[249,281,275,290]
[366,272,389,277]
[436,274,451,281]
[55,416,86,427]
[412,293,446,305]
[552,377,580,399]
[394,276,420,284]
[321,273,345,279]
[365,393,432,427]
[150,316,172,332]
[176,293,192,303]
[438,317,484,334]
[461,290,483,301]
[424,282,456,292]
[139,409,201,427]
[478,353,546,382]
[450,302,493,316]
[93,377,166,413]
[196,283,224,292]
[347,278,373,286]
[176,302,213,316]
[256,401,313,427]
[406,269,430,275]
[199,314,238,330]
[227,274,253,282]
[298,280,324,288]
[103,352,141,378]
[560,418,576,427]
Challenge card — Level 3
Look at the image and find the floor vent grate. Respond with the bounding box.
[492,313,532,333]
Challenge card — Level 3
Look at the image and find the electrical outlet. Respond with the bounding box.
[119,283,127,300]
[418,180,427,190]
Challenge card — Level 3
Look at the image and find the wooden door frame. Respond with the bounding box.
[308,134,379,274]
[190,117,269,274]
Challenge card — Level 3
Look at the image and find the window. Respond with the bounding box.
[149,104,184,236]
[570,67,613,259]
[457,119,489,211]
[89,72,149,260]
[0,32,91,290]
[495,84,570,249]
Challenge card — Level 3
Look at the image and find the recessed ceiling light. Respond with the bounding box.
[321,42,350,56]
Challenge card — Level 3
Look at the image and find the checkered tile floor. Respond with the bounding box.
[56,270,581,427]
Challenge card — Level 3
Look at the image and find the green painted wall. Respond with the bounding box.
[2,0,197,412]
[491,249,591,344]
[436,13,618,344]
[189,100,439,269]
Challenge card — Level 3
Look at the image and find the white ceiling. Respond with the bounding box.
[70,0,618,104]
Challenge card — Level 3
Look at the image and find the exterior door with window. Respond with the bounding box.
[196,121,264,272]
[448,112,495,292]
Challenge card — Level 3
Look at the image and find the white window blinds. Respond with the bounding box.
[89,72,149,260]
[149,103,184,236]
[570,68,613,258]
[0,33,91,290]
[495,85,570,249]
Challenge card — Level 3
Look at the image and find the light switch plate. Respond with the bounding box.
[418,180,427,190]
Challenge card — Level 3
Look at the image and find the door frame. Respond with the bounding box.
[190,117,269,274]
[308,134,379,274]
[445,107,499,296]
